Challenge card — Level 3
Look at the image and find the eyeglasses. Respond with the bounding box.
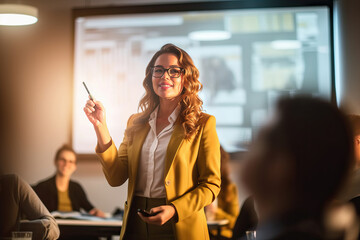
[151,66,184,78]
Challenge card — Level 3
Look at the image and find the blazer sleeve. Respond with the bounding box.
[96,115,133,187]
[171,115,221,222]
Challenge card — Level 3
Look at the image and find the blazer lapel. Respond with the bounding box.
[165,123,185,177]
[129,124,150,184]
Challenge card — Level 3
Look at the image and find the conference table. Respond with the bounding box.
[56,218,229,240]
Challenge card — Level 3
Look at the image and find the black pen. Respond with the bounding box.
[82,81,94,100]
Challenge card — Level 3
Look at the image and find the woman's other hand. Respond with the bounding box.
[137,205,177,226]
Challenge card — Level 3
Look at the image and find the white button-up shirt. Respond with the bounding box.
[134,106,181,198]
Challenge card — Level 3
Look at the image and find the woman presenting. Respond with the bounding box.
[84,44,221,240]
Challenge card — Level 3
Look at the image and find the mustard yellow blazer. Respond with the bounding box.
[96,112,221,240]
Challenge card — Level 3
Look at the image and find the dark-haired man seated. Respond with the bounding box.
[241,96,355,240]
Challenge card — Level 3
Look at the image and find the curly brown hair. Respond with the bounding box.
[127,44,203,140]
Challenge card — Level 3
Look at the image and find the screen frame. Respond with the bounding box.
[72,0,336,160]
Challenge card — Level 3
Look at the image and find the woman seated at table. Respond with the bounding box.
[33,144,105,217]
[206,146,240,239]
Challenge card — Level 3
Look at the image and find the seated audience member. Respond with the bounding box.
[340,114,360,238]
[241,96,354,240]
[33,144,105,217]
[206,146,240,239]
[341,115,360,202]
[231,196,258,240]
[0,174,60,239]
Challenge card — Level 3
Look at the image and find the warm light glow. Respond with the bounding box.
[188,30,231,41]
[0,13,37,26]
[0,4,38,26]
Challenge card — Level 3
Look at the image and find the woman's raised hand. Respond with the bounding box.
[83,98,111,151]
[83,98,106,128]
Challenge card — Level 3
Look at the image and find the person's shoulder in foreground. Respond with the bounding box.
[0,174,60,239]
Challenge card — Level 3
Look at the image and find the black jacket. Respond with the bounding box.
[33,175,94,212]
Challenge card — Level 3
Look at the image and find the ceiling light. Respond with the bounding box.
[188,30,231,41]
[0,4,38,26]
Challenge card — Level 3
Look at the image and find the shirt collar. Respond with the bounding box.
[149,105,181,124]
[168,105,181,124]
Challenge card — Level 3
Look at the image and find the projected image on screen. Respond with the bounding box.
[73,6,331,153]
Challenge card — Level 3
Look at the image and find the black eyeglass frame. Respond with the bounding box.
[151,66,185,78]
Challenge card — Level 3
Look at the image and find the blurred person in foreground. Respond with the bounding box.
[241,96,355,240]
[0,174,60,239]
[33,144,105,217]
[206,146,240,239]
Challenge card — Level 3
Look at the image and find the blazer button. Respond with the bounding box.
[165,180,171,186]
